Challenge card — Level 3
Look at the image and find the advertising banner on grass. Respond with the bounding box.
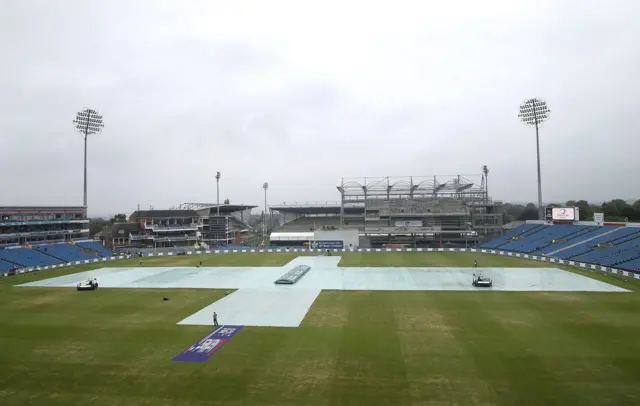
[173,325,243,363]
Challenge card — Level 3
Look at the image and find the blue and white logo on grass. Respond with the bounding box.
[173,325,243,363]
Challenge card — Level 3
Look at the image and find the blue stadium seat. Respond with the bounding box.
[33,243,97,262]
[499,225,589,253]
[480,224,545,249]
[534,226,609,255]
[571,236,640,266]
[75,241,114,257]
[618,258,640,272]
[557,227,640,259]
[0,259,15,272]
[0,248,61,267]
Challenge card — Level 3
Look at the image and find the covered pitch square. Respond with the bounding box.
[19,256,629,327]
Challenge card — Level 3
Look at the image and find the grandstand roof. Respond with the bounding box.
[172,203,256,213]
[130,210,199,219]
[337,175,485,200]
[0,206,85,214]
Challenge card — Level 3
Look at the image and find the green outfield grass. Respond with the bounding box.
[1,253,640,405]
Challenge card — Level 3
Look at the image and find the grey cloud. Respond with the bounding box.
[1,0,639,216]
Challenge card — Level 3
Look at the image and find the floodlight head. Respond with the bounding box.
[263,182,268,190]
[73,108,104,135]
[482,165,489,176]
[518,98,550,126]
[215,171,221,181]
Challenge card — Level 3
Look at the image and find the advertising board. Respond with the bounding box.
[309,240,344,249]
[552,207,576,221]
[394,220,423,227]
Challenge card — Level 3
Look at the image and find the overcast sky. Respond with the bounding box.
[1,0,639,216]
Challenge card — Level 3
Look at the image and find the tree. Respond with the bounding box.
[110,214,127,223]
[599,199,640,222]
[563,200,594,221]
[517,206,539,221]
[89,217,110,236]
[223,198,230,204]
[502,203,526,223]
[575,200,593,221]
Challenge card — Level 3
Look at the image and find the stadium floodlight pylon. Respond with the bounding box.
[73,108,104,209]
[518,98,551,220]
[215,172,221,215]
[482,165,489,203]
[263,182,269,243]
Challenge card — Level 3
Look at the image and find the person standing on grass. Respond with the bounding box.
[213,312,219,326]
[474,260,477,268]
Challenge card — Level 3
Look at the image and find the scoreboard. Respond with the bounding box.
[545,207,579,222]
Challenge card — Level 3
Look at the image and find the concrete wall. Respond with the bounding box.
[314,229,359,248]
[358,235,372,249]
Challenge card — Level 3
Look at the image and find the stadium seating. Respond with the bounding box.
[481,224,640,273]
[76,241,114,257]
[33,243,97,262]
[499,225,590,253]
[0,248,62,267]
[555,227,640,259]
[533,226,609,255]
[0,259,15,272]
[618,258,640,272]
[279,216,341,232]
[570,235,640,266]
[481,223,545,248]
[29,240,65,245]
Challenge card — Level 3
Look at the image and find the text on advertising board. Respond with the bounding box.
[310,240,344,249]
[394,220,422,227]
[552,207,576,221]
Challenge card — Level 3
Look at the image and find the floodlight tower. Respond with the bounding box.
[73,108,104,209]
[518,98,551,220]
[263,182,269,241]
[215,171,221,215]
[482,165,489,202]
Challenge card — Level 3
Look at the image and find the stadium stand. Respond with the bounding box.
[534,226,619,256]
[279,216,341,232]
[554,227,640,259]
[499,224,591,253]
[76,240,114,257]
[0,247,62,267]
[481,223,640,273]
[0,259,14,272]
[618,257,640,272]
[570,235,640,266]
[481,223,545,248]
[33,243,98,262]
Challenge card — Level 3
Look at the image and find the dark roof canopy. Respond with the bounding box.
[173,203,256,214]
[213,204,256,213]
[130,210,198,219]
